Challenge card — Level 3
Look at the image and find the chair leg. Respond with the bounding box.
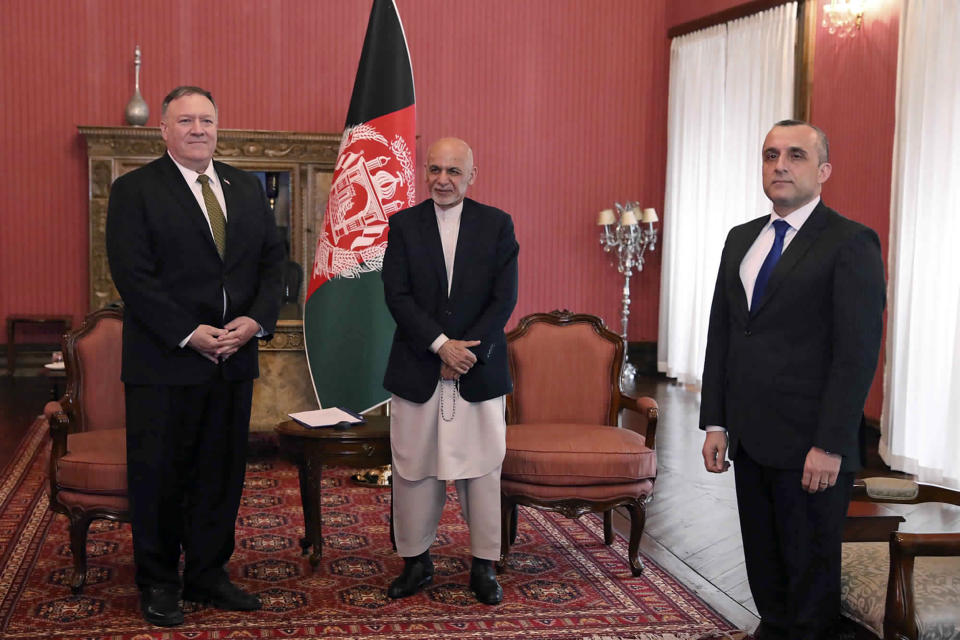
[626,501,647,577]
[498,497,514,571]
[510,503,518,543]
[68,511,93,594]
[603,510,614,545]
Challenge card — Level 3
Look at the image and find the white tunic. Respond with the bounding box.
[390,201,506,481]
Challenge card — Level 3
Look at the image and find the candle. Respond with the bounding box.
[641,208,659,223]
[597,208,616,225]
[620,207,639,226]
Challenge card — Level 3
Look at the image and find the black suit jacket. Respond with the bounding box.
[106,153,284,385]
[699,201,885,472]
[382,198,519,403]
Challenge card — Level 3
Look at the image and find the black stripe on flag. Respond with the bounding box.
[346,0,415,126]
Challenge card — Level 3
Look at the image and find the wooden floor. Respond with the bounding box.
[3,366,956,636]
[624,377,760,631]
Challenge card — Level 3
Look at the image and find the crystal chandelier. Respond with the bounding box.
[822,0,866,38]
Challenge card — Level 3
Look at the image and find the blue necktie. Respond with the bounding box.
[751,219,790,312]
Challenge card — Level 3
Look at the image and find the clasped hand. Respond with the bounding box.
[187,316,259,363]
[438,339,481,379]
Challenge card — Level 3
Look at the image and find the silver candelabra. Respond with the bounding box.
[597,202,658,386]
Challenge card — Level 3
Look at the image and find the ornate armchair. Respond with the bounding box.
[841,477,960,639]
[498,310,658,576]
[45,306,128,593]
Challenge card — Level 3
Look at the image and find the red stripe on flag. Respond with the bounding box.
[308,104,416,298]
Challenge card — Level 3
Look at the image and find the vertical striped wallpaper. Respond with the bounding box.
[811,0,900,419]
[0,0,669,344]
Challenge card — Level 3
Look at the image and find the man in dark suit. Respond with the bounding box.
[106,86,283,626]
[700,120,885,639]
[382,137,519,605]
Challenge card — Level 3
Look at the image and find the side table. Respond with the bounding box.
[276,415,392,568]
[6,314,72,375]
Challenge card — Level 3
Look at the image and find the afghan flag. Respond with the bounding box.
[303,0,415,412]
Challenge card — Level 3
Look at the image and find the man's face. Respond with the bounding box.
[425,138,477,209]
[160,93,218,173]
[761,125,831,216]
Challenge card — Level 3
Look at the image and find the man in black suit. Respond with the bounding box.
[106,86,283,626]
[700,120,885,639]
[382,137,518,605]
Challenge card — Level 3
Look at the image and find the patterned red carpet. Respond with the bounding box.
[1,418,742,639]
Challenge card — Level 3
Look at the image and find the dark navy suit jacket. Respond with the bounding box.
[699,201,885,472]
[382,197,519,403]
[106,153,284,385]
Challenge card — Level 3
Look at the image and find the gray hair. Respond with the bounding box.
[161,86,217,117]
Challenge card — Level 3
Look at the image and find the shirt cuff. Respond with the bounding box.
[429,334,449,354]
[705,425,726,432]
[179,329,196,348]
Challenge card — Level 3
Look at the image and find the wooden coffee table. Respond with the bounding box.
[275,415,391,568]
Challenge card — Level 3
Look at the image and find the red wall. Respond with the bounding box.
[0,0,669,346]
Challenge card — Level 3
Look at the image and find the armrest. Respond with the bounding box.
[45,402,73,506]
[47,408,72,460]
[885,531,960,640]
[618,393,658,449]
[43,400,63,421]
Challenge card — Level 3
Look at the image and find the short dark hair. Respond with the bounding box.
[772,119,829,163]
[161,86,217,117]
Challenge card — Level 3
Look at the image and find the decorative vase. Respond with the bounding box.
[124,45,149,126]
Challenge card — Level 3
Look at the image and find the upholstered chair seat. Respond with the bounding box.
[503,423,657,489]
[55,428,127,495]
[45,307,129,593]
[499,311,658,577]
[840,477,960,639]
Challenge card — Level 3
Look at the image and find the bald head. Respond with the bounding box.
[425,137,477,209]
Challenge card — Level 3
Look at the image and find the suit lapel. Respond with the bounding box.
[418,200,449,297]
[751,202,830,317]
[729,216,768,321]
[157,154,222,260]
[449,199,479,301]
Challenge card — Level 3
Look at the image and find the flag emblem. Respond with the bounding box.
[312,120,415,284]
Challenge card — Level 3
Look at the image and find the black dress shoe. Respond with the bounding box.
[388,553,434,599]
[469,560,503,605]
[140,585,184,627]
[183,577,261,611]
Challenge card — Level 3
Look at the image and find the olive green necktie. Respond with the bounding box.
[197,174,226,259]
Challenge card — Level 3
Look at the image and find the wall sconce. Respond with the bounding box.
[597,203,658,386]
[822,0,866,38]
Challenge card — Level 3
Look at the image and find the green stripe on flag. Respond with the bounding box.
[303,271,394,412]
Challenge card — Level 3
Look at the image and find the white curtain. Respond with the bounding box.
[658,3,796,386]
[881,0,960,487]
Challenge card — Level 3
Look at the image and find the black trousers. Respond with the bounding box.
[125,377,253,591]
[733,445,853,640]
